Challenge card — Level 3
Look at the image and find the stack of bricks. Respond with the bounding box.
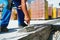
[48,7,52,17]
[57,8,60,18]
[30,0,48,20]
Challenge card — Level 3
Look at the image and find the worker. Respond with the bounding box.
[0,0,30,32]
[0,0,12,32]
[12,0,30,27]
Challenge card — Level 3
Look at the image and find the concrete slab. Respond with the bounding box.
[0,19,60,40]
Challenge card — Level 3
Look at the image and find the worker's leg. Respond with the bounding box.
[1,8,11,32]
[1,9,11,28]
[13,0,27,27]
[17,9,27,27]
[0,0,11,32]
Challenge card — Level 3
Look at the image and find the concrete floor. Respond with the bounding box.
[0,19,60,40]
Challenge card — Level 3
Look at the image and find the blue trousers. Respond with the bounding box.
[13,0,24,25]
[0,0,25,28]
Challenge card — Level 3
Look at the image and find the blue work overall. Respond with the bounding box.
[0,0,11,28]
[0,0,25,28]
[12,0,24,25]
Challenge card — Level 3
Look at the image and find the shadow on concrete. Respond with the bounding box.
[0,28,19,34]
[48,30,56,40]
[48,25,60,40]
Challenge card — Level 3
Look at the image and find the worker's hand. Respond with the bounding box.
[24,15,30,24]
[18,5,21,9]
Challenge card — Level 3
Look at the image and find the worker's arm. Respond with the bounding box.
[21,0,30,24]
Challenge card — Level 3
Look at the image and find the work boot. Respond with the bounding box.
[18,23,28,32]
[19,23,28,27]
[1,27,8,32]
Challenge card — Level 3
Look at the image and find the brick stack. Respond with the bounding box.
[48,7,52,17]
[30,0,48,20]
[57,8,60,18]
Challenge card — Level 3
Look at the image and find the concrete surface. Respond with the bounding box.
[0,19,60,40]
